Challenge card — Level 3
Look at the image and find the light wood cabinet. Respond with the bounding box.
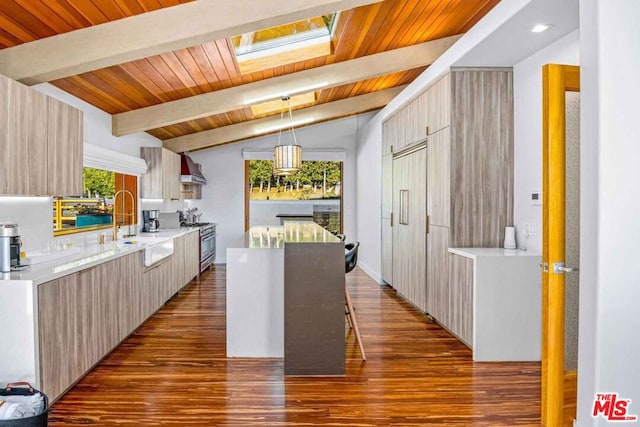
[426,73,451,135]
[48,97,83,196]
[38,260,114,402]
[448,253,473,346]
[38,273,83,403]
[169,231,199,293]
[117,252,143,338]
[382,120,393,156]
[0,74,48,195]
[140,147,181,199]
[450,69,514,247]
[37,231,200,402]
[381,68,513,335]
[426,225,449,322]
[391,146,426,311]
[426,127,450,228]
[181,183,202,199]
[0,74,83,196]
[184,230,200,283]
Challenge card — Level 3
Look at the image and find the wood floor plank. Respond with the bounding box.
[48,265,541,426]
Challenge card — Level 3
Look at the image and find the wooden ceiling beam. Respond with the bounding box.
[0,0,382,85]
[114,35,460,136]
[163,85,406,153]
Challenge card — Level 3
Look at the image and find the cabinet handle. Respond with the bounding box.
[425,126,430,136]
[399,190,409,225]
[426,215,430,234]
[390,212,393,227]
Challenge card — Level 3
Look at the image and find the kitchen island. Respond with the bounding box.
[227,222,345,376]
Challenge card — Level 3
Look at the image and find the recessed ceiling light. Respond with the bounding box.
[531,24,552,33]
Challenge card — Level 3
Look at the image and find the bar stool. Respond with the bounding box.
[345,242,366,360]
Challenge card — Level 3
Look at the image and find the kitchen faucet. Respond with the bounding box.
[112,189,136,241]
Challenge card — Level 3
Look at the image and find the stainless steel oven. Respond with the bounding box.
[199,223,216,272]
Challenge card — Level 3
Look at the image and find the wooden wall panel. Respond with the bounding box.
[450,69,514,247]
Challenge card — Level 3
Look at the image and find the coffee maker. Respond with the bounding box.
[0,223,21,273]
[142,210,160,233]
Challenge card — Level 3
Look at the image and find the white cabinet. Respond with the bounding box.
[448,248,541,361]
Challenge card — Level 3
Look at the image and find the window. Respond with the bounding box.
[52,167,137,236]
[246,160,342,233]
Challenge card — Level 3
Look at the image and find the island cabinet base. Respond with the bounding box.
[226,223,345,376]
[284,242,345,376]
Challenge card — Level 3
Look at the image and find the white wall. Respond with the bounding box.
[187,114,365,263]
[578,0,640,425]
[355,111,383,282]
[0,83,163,253]
[513,30,580,253]
[0,197,52,253]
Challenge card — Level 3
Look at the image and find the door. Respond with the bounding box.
[541,64,580,427]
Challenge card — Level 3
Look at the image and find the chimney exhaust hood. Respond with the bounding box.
[180,154,207,185]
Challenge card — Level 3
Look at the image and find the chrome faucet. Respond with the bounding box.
[112,189,136,241]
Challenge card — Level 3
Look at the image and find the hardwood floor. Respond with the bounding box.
[48,265,541,426]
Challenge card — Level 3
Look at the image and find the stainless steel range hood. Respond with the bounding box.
[180,154,207,185]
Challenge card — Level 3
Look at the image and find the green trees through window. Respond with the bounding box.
[249,160,341,200]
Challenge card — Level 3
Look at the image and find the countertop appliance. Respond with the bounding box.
[142,210,160,233]
[0,223,20,273]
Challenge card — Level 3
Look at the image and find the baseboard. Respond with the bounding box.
[214,257,226,264]
[357,261,384,284]
[573,420,581,427]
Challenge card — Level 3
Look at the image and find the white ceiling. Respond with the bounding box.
[454,0,579,67]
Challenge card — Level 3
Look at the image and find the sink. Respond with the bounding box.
[116,236,174,266]
[141,239,174,267]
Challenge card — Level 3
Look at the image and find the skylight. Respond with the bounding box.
[231,13,339,74]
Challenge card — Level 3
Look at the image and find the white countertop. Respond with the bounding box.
[448,247,541,259]
[229,222,341,250]
[282,221,341,243]
[2,228,199,285]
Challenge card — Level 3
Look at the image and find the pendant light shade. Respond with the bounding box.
[273,96,302,175]
[273,144,301,175]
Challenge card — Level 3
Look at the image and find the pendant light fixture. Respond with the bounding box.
[273,96,302,176]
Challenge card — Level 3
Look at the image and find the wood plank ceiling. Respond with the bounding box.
[0,0,500,149]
